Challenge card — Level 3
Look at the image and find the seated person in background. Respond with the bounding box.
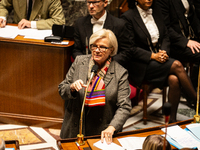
[72,0,133,67]
[193,0,200,20]
[156,0,200,106]
[0,138,5,150]
[58,29,132,144]
[0,0,65,30]
[121,0,197,123]
[143,134,172,150]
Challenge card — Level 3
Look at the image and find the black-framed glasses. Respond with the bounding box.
[86,1,101,6]
[90,44,112,52]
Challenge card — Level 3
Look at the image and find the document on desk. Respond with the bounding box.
[18,28,52,40]
[118,136,145,150]
[161,125,200,148]
[0,25,19,38]
[0,25,52,40]
[186,123,200,140]
[93,138,125,150]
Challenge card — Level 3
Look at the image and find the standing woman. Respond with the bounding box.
[121,0,197,123]
[58,29,132,144]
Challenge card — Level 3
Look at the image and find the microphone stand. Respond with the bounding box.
[163,115,169,150]
[193,65,200,123]
[76,72,95,146]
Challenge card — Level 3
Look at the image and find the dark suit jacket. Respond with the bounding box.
[72,13,133,67]
[58,55,132,139]
[193,0,200,20]
[157,0,200,49]
[121,5,170,87]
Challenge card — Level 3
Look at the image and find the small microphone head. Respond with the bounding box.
[163,102,171,116]
[91,65,98,74]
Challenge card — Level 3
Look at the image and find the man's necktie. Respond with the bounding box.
[27,0,33,20]
[91,18,103,25]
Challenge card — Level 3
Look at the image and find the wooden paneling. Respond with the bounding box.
[0,34,74,129]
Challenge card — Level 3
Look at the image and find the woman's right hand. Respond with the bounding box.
[70,79,87,92]
[151,50,168,63]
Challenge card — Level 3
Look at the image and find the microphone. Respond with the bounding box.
[162,102,171,150]
[76,65,98,146]
[88,65,98,86]
[163,102,171,124]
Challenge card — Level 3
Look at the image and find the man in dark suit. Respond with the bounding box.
[157,0,200,62]
[72,0,133,66]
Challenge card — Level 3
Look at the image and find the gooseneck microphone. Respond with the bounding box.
[76,65,98,146]
[162,102,171,150]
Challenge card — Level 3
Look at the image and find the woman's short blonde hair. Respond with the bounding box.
[89,29,118,56]
[143,134,172,150]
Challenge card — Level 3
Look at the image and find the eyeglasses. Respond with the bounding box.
[86,1,101,6]
[90,44,112,52]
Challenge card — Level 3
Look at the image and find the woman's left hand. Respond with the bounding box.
[101,126,116,144]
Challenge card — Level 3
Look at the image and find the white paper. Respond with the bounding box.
[118,136,146,150]
[0,25,19,38]
[93,138,125,150]
[0,25,52,40]
[19,28,52,40]
[161,125,200,148]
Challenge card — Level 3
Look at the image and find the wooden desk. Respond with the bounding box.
[5,140,20,150]
[0,26,74,128]
[57,119,193,150]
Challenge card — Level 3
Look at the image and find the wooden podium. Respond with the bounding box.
[57,119,193,150]
[0,25,74,128]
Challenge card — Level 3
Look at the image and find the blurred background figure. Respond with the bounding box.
[0,0,65,29]
[121,0,197,123]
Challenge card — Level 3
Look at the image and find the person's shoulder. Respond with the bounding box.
[121,9,134,18]
[75,15,91,23]
[107,13,126,26]
[74,55,91,63]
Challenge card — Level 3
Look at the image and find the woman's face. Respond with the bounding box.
[91,38,113,68]
[137,0,153,10]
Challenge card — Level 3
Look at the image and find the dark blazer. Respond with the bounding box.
[157,0,200,49]
[58,55,132,139]
[72,13,133,67]
[121,5,170,87]
[193,0,200,21]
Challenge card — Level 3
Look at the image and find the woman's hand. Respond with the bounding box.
[70,79,87,92]
[151,50,169,63]
[101,126,116,145]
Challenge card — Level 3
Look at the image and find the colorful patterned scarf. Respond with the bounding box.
[85,57,111,107]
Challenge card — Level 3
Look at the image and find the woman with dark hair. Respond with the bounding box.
[121,0,197,123]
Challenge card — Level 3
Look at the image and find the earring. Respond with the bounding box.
[135,0,138,5]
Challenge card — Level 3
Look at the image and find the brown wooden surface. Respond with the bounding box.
[0,24,74,128]
[57,119,194,150]
[5,140,19,150]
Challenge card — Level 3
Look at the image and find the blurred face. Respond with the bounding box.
[91,38,113,68]
[137,0,153,10]
[86,0,108,19]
